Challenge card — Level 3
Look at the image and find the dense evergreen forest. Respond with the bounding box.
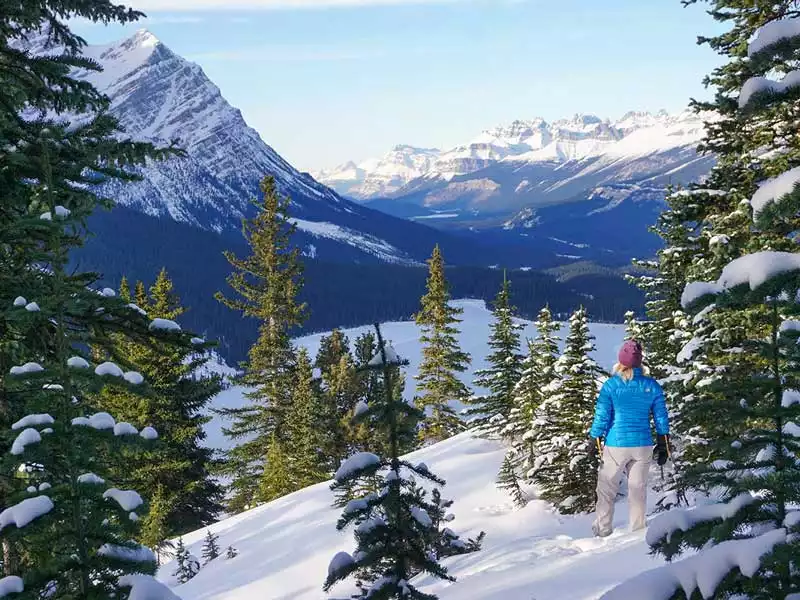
[74,205,643,362]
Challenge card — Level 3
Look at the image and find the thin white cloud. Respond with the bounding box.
[188,45,384,61]
[133,0,480,11]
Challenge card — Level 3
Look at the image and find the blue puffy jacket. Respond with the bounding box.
[589,368,669,447]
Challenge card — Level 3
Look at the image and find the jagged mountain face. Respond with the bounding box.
[54,29,496,266]
[318,109,714,228]
[313,144,440,199]
[73,30,351,232]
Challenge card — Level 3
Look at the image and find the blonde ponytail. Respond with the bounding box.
[612,362,648,381]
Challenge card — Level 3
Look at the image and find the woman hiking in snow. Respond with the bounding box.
[588,339,670,537]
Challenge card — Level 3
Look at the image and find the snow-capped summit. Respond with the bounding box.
[67,28,352,232]
[317,109,713,220]
[313,145,440,199]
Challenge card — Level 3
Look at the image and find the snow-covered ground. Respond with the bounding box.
[159,299,670,599]
[161,431,668,600]
[203,299,626,451]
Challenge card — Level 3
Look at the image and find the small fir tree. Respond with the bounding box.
[225,546,238,560]
[496,454,527,508]
[414,245,471,444]
[502,306,561,488]
[465,275,524,438]
[324,324,461,599]
[201,530,221,564]
[172,538,200,584]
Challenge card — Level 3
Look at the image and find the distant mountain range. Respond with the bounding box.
[314,110,716,235]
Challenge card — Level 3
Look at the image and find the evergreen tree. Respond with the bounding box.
[0,2,183,597]
[425,488,484,560]
[215,176,307,512]
[172,538,199,584]
[465,276,524,437]
[414,245,471,444]
[324,324,458,599]
[315,331,358,468]
[225,546,238,560]
[624,3,800,597]
[258,433,294,502]
[97,270,223,543]
[502,307,561,483]
[529,307,604,514]
[496,454,527,508]
[201,530,220,565]
[284,348,329,493]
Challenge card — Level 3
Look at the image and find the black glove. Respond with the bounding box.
[654,434,670,466]
[589,437,603,460]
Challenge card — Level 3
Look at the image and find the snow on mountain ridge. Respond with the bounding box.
[316,109,709,202]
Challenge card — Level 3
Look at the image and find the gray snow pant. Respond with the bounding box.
[592,445,651,537]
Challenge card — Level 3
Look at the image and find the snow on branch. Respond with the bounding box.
[149,318,181,332]
[0,576,23,598]
[739,71,800,109]
[98,543,155,563]
[646,493,756,546]
[103,488,144,512]
[67,356,90,369]
[113,423,138,436]
[749,17,800,57]
[783,389,800,407]
[95,362,123,378]
[11,428,41,455]
[749,166,800,220]
[71,412,116,430]
[117,574,181,600]
[11,414,53,431]
[9,362,44,375]
[77,473,105,485]
[681,252,800,308]
[0,496,54,530]
[334,452,381,482]
[601,529,786,600]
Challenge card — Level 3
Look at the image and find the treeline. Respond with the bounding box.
[76,205,643,363]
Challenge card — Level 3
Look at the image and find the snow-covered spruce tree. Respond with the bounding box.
[97,270,223,546]
[201,530,220,565]
[611,5,800,599]
[225,545,238,560]
[215,176,307,512]
[529,307,605,514]
[464,275,524,438]
[172,538,199,584]
[0,0,176,578]
[324,324,456,599]
[497,306,561,505]
[414,245,471,445]
[424,488,484,560]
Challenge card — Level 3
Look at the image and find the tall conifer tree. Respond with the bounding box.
[529,307,604,514]
[465,275,523,437]
[97,270,223,545]
[216,176,307,511]
[414,246,471,444]
[615,2,800,597]
[0,2,184,597]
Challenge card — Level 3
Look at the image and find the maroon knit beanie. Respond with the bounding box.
[618,339,643,368]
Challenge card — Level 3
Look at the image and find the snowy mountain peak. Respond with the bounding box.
[126,28,160,49]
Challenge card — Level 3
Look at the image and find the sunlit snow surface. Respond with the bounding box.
[164,300,661,599]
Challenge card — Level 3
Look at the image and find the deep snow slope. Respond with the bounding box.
[173,300,667,599]
[162,433,667,600]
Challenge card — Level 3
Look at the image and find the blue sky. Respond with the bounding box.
[71,0,724,172]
